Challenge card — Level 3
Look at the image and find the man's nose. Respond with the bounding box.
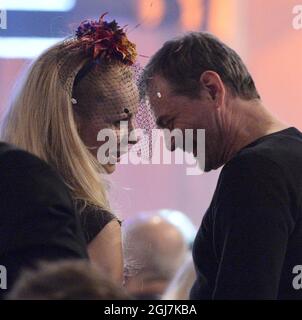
[166,136,176,152]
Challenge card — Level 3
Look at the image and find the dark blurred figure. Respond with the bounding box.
[8,260,130,300]
[0,143,87,299]
[123,210,195,299]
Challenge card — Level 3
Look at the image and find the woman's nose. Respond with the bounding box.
[128,119,139,145]
[128,118,135,132]
[128,130,139,145]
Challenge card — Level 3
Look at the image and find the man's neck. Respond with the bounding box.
[219,99,289,165]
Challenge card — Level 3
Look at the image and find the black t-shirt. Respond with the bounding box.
[190,127,302,300]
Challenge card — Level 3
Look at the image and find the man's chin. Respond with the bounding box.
[204,160,223,172]
[202,158,214,172]
[203,166,212,173]
[199,163,212,173]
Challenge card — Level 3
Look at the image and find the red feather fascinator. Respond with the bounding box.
[75,13,137,65]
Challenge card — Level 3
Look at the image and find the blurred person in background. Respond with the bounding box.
[123,210,196,299]
[143,31,302,299]
[8,260,130,300]
[162,254,196,300]
[0,14,140,285]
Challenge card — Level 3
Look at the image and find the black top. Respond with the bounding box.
[76,201,120,244]
[0,143,88,298]
[190,127,302,300]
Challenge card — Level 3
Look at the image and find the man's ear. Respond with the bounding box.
[199,71,225,109]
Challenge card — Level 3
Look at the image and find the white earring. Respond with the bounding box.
[71,98,77,105]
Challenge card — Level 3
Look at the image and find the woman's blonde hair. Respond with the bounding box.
[0,39,110,211]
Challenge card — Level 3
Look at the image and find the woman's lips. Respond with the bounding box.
[109,149,127,162]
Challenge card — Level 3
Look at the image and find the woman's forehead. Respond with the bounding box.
[97,72,139,113]
[79,86,139,121]
[79,63,139,118]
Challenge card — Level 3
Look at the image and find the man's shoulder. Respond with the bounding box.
[223,127,302,177]
[222,148,280,180]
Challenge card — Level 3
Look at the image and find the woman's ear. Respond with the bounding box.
[199,71,225,109]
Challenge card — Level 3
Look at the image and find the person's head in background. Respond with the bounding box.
[0,14,139,212]
[123,210,196,299]
[142,32,287,172]
[7,260,130,300]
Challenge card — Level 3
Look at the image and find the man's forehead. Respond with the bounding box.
[146,75,174,116]
[147,74,172,98]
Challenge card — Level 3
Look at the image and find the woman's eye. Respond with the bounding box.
[113,118,129,127]
[113,114,133,127]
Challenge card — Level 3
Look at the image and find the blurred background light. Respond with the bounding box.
[0,0,76,12]
[136,0,165,28]
[0,37,62,58]
[178,0,204,30]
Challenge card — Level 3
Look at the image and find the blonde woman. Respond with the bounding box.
[0,14,139,284]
